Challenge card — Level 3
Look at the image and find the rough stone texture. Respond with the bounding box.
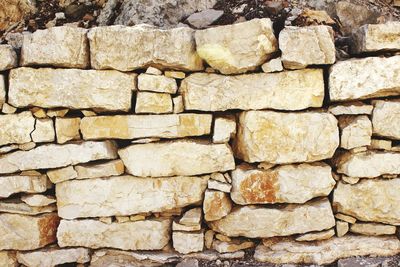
[0,141,117,174]
[279,25,335,69]
[0,174,48,198]
[47,166,77,184]
[180,208,202,226]
[31,119,55,143]
[261,58,283,73]
[295,229,335,242]
[138,74,178,94]
[213,116,236,143]
[333,179,400,225]
[135,92,173,114]
[21,26,89,68]
[336,221,349,237]
[0,111,35,146]
[230,163,335,205]
[57,218,171,250]
[372,100,400,139]
[0,200,56,215]
[8,67,135,111]
[209,198,335,238]
[74,159,124,179]
[180,69,324,112]
[173,231,204,254]
[328,101,373,115]
[0,213,60,250]
[254,235,400,265]
[195,18,277,74]
[21,194,56,207]
[329,56,400,101]
[0,45,18,71]
[118,140,235,177]
[203,190,232,222]
[56,117,81,144]
[80,114,212,140]
[0,75,4,109]
[88,25,203,71]
[233,111,339,164]
[350,223,397,236]
[0,0,35,31]
[338,115,372,149]
[0,251,17,267]
[187,9,223,29]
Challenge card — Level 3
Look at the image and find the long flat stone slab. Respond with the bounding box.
[0,174,48,198]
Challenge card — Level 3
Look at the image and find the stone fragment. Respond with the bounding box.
[165,71,186,79]
[47,166,78,184]
[0,0,36,31]
[336,221,349,237]
[58,218,171,250]
[47,109,69,118]
[261,57,283,73]
[203,190,232,222]
[135,92,173,114]
[187,9,223,29]
[372,100,400,139]
[173,231,204,254]
[180,69,324,111]
[205,230,214,249]
[0,199,56,215]
[0,45,18,71]
[9,67,135,111]
[173,95,184,113]
[89,25,203,71]
[0,141,117,174]
[208,180,231,192]
[233,111,339,164]
[145,66,162,75]
[173,221,201,232]
[295,229,335,242]
[210,172,226,183]
[337,256,400,267]
[328,101,373,115]
[31,118,55,143]
[21,194,56,207]
[56,117,81,144]
[342,176,359,184]
[17,247,90,267]
[180,207,202,226]
[138,74,178,94]
[0,251,17,267]
[350,223,396,236]
[0,174,48,198]
[339,115,372,149]
[116,216,130,223]
[0,75,4,109]
[0,111,35,146]
[21,26,89,68]
[329,56,400,101]
[56,175,209,219]
[195,18,277,74]
[0,213,59,250]
[279,25,335,69]
[212,239,254,253]
[1,103,17,114]
[335,213,357,224]
[213,116,236,143]
[118,140,235,177]
[369,139,392,150]
[74,159,124,179]
[18,142,35,151]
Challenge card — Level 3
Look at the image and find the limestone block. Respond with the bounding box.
[56,117,81,144]
[47,166,77,184]
[0,174,48,198]
[21,194,56,207]
[350,223,396,236]
[0,200,56,215]
[0,44,18,71]
[137,74,178,94]
[173,231,204,254]
[74,159,124,179]
[261,58,283,73]
[336,221,349,237]
[213,116,236,143]
[31,118,55,143]
[0,111,35,146]
[203,190,232,221]
[338,115,372,149]
[135,92,173,114]
[328,101,373,115]
[295,229,335,242]
[372,100,400,139]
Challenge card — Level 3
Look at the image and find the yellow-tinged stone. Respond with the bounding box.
[338,115,372,150]
[138,74,178,94]
[213,115,236,143]
[0,174,48,198]
[165,71,186,79]
[31,118,55,143]
[0,111,35,146]
[369,139,392,150]
[56,117,81,144]
[350,223,396,236]
[203,190,232,222]
[336,221,349,237]
[47,166,77,184]
[0,251,17,267]
[295,229,335,242]
[74,159,124,179]
[335,213,357,224]
[212,239,254,253]
[173,95,184,113]
[135,92,173,114]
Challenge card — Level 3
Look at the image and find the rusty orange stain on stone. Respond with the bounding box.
[240,171,278,203]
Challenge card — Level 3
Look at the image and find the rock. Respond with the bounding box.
[328,101,373,115]
[0,251,17,267]
[31,119,55,143]
[338,115,372,149]
[254,235,400,265]
[279,25,335,69]
[173,231,204,254]
[336,221,349,237]
[187,9,223,29]
[350,223,397,236]
[173,96,184,113]
[21,26,89,68]
[74,159,124,179]
[55,117,81,144]
[57,218,171,250]
[209,198,335,238]
[16,247,91,267]
[21,194,56,207]
[203,190,232,221]
[0,75,4,109]
[337,255,400,267]
[56,175,209,219]
[177,258,199,267]
[47,109,69,118]
[372,100,400,139]
[138,74,178,94]
[333,179,400,225]
[165,71,186,79]
[0,141,117,174]
[230,163,335,205]
[118,140,235,177]
[80,114,212,140]
[335,213,357,224]
[2,103,17,114]
[212,239,254,253]
[0,45,18,71]
[208,180,231,192]
[261,58,283,73]
[213,116,236,143]
[195,18,277,74]
[233,111,339,164]
[295,229,335,242]
[173,221,201,232]
[9,67,135,111]
[0,174,48,198]
[0,199,56,215]
[180,208,202,226]
[369,139,392,150]
[0,0,36,31]
[47,166,77,184]
[135,92,173,114]
[96,0,119,26]
[180,69,324,111]
[145,66,163,75]
[88,25,203,71]
[0,213,59,250]
[0,111,35,146]
[329,56,400,101]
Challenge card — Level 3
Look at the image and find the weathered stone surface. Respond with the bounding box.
[333,179,400,225]
[21,194,56,207]
[203,190,232,222]
[369,139,392,150]
[0,111,35,146]
[17,247,90,267]
[57,218,171,250]
[339,115,372,149]
[233,111,339,164]
[75,159,124,179]
[336,221,349,237]
[209,198,335,238]
[31,119,55,143]
[350,223,397,236]
[0,0,35,31]
[0,141,117,174]
[118,140,235,177]
[195,18,277,74]
[8,67,135,111]
[0,174,48,198]
[337,256,400,267]
[0,213,60,250]
[81,114,212,140]
[0,200,56,215]
[372,100,400,139]
[135,92,173,114]
[56,175,209,219]
[279,25,335,69]
[254,235,400,265]
[328,101,373,115]
[88,25,203,71]
[138,74,178,94]
[0,75,4,109]
[329,56,400,101]
[187,9,223,29]
[47,166,77,184]
[0,45,18,71]
[0,251,17,267]
[231,163,335,205]
[21,26,89,68]
[56,117,81,144]
[212,239,254,253]
[295,229,335,242]
[180,208,202,226]
[213,116,236,143]
[261,58,283,73]
[335,213,357,224]
[173,231,204,254]
[180,69,324,112]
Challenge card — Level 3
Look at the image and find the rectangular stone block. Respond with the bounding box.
[0,111,35,146]
[372,100,400,139]
[8,67,136,111]
[0,173,48,198]
[135,92,173,114]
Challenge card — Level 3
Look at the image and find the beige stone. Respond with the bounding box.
[145,66,162,75]
[203,190,232,222]
[74,159,124,179]
[0,75,4,109]
[212,239,254,253]
[279,25,335,69]
[115,216,130,223]
[57,218,171,250]
[335,213,357,224]
[261,58,283,73]
[0,0,36,31]
[0,45,18,71]
[47,109,69,118]
[180,69,324,112]
[213,116,236,143]
[88,25,203,71]
[0,141,117,174]
[173,95,184,113]
[350,223,396,236]
[0,111,35,146]
[0,174,48,198]
[180,207,202,226]
[31,118,55,143]
[369,139,392,150]
[172,221,201,232]
[138,74,178,94]
[210,172,227,183]
[329,56,400,101]
[342,176,359,184]
[135,92,173,114]
[0,251,17,267]
[336,221,349,237]
[339,115,372,149]
[233,111,339,163]
[328,101,373,115]
[195,18,277,74]
[205,230,214,249]
[0,213,59,250]
[295,229,335,242]
[372,100,400,139]
[56,175,209,219]
[8,67,135,111]
[18,142,35,151]
[165,71,185,79]
[208,180,231,192]
[2,103,17,114]
[0,200,56,215]
[173,231,204,254]
[56,117,81,144]
[47,166,77,184]
[21,194,56,207]
[118,140,235,177]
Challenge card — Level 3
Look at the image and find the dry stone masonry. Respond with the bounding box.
[0,19,400,266]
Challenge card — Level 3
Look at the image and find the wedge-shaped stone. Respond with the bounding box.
[0,111,35,146]
[21,194,56,207]
[57,218,171,250]
[0,141,117,174]
[0,200,56,215]
[233,111,339,163]
[0,44,17,71]
[0,213,60,250]
[372,100,400,139]
[31,118,55,143]
[81,114,212,140]
[21,26,89,68]
[209,198,335,238]
[180,70,324,111]
[118,140,235,177]
[75,159,124,179]
[254,235,400,265]
[231,163,335,205]
[8,67,135,111]
[88,25,203,71]
[339,115,372,149]
[56,175,209,219]
[329,56,400,101]
[0,174,48,198]
[203,190,233,222]
[333,179,400,225]
[195,18,277,74]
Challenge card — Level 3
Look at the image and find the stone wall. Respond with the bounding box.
[0,19,400,266]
